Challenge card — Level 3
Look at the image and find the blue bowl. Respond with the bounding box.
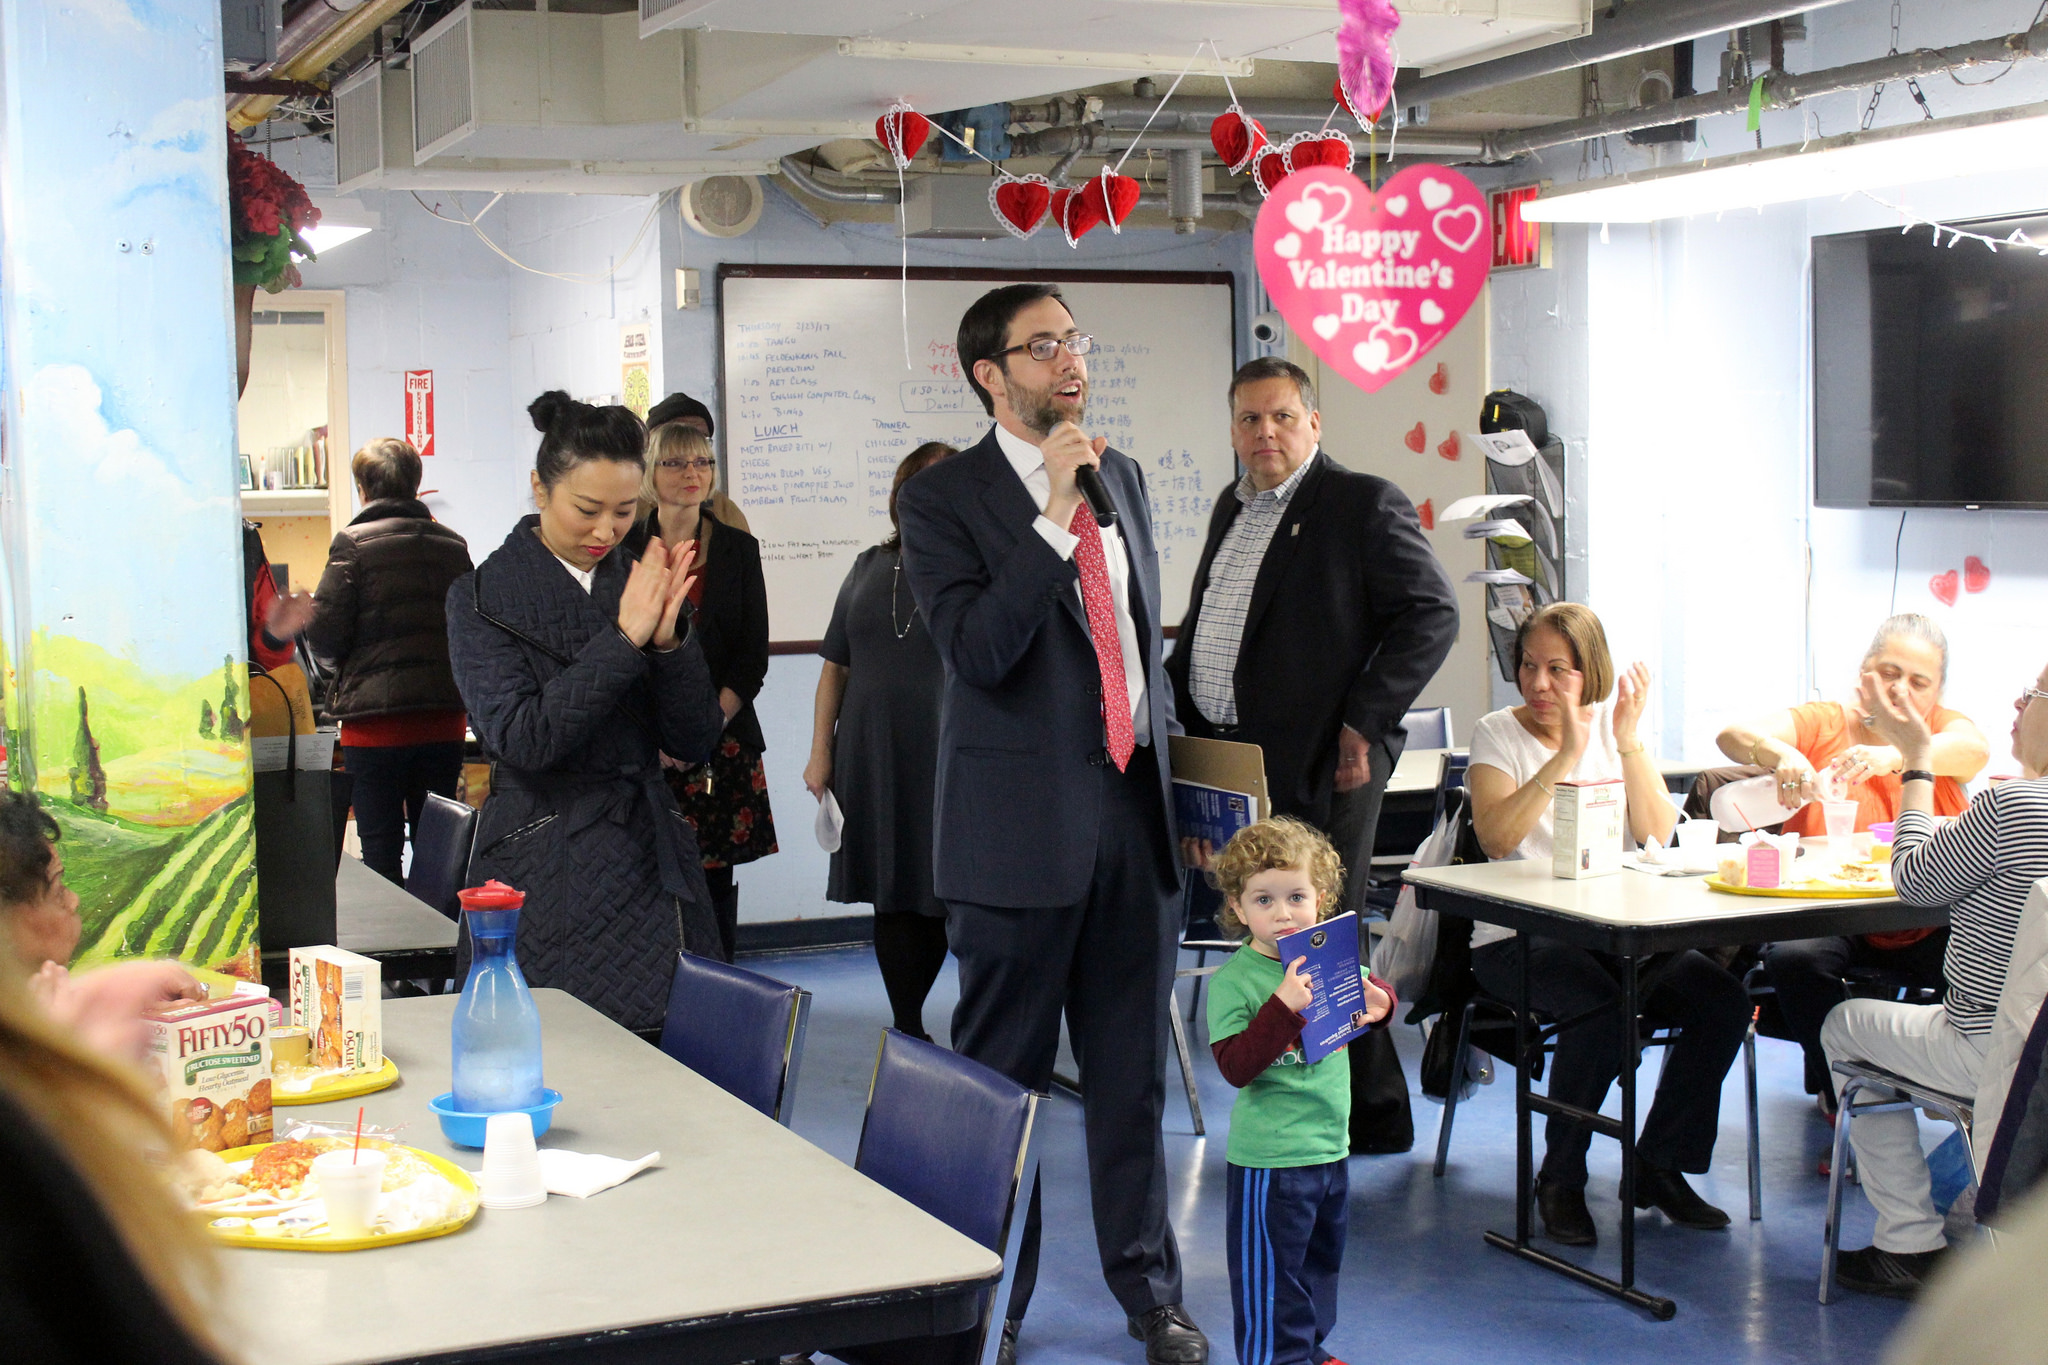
[428,1089,563,1148]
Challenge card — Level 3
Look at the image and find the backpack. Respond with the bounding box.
[1480,389,1549,449]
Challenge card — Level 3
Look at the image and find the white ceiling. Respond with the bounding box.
[375,0,1593,189]
[663,0,1594,130]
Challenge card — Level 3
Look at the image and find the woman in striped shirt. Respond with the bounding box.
[1822,655,2048,1299]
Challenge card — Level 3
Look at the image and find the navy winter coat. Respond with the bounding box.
[445,516,724,1030]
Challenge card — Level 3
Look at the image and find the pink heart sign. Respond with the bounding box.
[1255,164,1490,394]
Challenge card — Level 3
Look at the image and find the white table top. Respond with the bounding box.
[334,855,458,956]
[234,991,1000,1365]
[1404,856,1900,930]
[1388,747,1448,796]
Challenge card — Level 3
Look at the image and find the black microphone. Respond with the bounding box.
[1075,463,1117,528]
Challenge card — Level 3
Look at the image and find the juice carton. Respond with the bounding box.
[1553,779,1625,880]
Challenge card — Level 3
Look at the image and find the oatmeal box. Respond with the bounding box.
[146,995,274,1153]
[288,944,382,1074]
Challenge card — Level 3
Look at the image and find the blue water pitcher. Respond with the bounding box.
[452,880,545,1113]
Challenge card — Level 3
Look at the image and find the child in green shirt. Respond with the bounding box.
[1206,817,1394,1365]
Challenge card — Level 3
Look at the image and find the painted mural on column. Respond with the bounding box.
[0,0,260,974]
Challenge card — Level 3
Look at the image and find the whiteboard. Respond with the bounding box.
[719,267,1237,643]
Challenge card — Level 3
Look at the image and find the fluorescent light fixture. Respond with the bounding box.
[1521,99,2048,224]
[304,196,381,255]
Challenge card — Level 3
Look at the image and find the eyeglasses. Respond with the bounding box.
[988,333,1095,363]
[656,458,715,473]
[2025,686,2048,704]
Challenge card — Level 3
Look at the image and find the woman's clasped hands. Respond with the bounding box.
[617,536,699,650]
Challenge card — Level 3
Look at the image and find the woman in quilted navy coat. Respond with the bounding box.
[446,392,725,1035]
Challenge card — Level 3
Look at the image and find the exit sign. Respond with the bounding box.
[1489,184,1550,271]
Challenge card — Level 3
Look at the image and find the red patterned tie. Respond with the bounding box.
[1071,518,1135,772]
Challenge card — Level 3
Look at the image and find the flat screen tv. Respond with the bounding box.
[1814,213,2048,509]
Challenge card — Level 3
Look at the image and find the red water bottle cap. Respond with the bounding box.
[456,880,525,911]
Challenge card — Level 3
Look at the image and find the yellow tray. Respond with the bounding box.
[273,1055,400,1106]
[201,1143,479,1251]
[1704,875,1896,899]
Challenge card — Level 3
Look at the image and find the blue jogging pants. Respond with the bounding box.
[1225,1160,1348,1365]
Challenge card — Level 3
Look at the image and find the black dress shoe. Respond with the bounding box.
[994,1318,1020,1365]
[1629,1165,1731,1229]
[1536,1178,1597,1247]
[1127,1304,1209,1365]
[1835,1245,1948,1299]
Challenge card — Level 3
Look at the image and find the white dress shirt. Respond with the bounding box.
[992,422,1150,745]
[558,558,595,594]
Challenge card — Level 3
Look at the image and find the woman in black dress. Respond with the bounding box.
[804,442,956,1038]
[628,421,776,962]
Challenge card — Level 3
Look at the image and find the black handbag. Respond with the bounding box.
[1348,1025,1414,1154]
[1480,389,1550,449]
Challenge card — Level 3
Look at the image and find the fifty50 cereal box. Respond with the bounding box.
[288,945,382,1074]
[146,995,274,1153]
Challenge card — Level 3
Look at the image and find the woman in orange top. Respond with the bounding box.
[1716,613,1990,1114]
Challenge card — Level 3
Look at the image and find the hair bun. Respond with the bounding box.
[527,389,575,435]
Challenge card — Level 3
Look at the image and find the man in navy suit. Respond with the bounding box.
[898,284,1202,1365]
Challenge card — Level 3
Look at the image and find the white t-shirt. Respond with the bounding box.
[1465,699,1671,949]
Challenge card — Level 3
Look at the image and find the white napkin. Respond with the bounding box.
[532,1149,660,1199]
[814,790,844,853]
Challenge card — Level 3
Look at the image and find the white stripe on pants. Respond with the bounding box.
[1820,1000,1988,1253]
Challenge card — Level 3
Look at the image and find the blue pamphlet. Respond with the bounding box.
[1173,780,1256,849]
[1276,912,1368,1064]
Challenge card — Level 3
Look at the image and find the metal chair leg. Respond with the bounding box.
[1433,1001,1477,1178]
[1819,1076,1862,1304]
[1168,992,1205,1137]
[1744,1016,1762,1222]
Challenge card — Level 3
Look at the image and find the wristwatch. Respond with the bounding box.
[1900,769,1936,785]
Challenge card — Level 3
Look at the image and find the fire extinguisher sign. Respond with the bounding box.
[405,370,435,456]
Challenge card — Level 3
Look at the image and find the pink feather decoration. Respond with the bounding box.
[1336,0,1401,122]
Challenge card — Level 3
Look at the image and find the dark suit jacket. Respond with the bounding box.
[1166,450,1457,828]
[626,508,769,754]
[898,427,1179,908]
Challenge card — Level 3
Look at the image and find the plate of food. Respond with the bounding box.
[1705,858,1897,898]
[272,1055,401,1106]
[175,1137,479,1251]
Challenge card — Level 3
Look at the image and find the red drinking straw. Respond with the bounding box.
[352,1105,365,1163]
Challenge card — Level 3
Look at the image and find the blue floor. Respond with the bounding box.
[750,944,1920,1365]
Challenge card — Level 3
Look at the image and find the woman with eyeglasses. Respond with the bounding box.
[628,422,776,962]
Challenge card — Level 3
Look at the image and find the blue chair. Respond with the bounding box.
[827,1031,1040,1365]
[1402,704,1454,750]
[658,952,812,1125]
[405,791,477,920]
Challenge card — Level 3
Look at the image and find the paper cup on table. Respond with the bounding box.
[313,1148,388,1237]
[1822,799,1859,844]
[480,1111,547,1210]
[1675,818,1718,867]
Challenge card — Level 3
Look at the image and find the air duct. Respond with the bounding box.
[1396,0,1855,109]
[1166,148,1203,234]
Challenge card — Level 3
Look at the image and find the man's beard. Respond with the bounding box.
[1011,375,1087,435]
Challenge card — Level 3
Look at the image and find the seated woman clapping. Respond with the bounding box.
[1467,603,1747,1247]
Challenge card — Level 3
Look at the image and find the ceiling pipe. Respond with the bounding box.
[1396,0,1856,109]
[1007,122,1484,160]
[778,155,901,205]
[229,0,413,129]
[1484,16,2048,160]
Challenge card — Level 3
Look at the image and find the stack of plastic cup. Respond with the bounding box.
[479,1111,548,1210]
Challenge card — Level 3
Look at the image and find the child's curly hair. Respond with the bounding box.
[1211,816,1346,938]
